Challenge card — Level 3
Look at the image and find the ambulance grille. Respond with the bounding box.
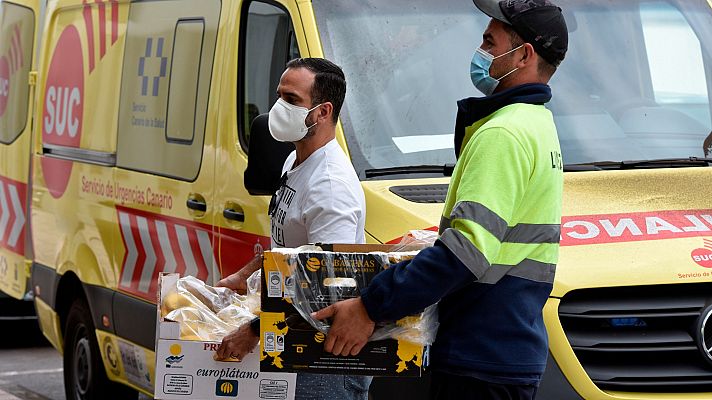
[389,184,448,203]
[558,283,712,393]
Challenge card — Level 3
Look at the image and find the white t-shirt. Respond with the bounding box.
[270,139,366,248]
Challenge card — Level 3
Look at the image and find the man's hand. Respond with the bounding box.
[214,323,259,361]
[216,254,262,295]
[312,297,375,357]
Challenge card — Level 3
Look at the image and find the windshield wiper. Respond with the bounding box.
[365,164,455,179]
[564,157,712,171]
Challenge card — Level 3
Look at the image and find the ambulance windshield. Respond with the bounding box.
[312,0,712,178]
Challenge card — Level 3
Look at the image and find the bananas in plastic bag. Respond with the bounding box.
[290,230,440,346]
[161,271,261,341]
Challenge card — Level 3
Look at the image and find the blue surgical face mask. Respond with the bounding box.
[469,45,524,96]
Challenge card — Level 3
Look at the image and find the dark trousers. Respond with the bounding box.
[429,371,537,400]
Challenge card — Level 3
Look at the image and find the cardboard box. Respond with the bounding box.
[260,244,429,377]
[156,273,296,399]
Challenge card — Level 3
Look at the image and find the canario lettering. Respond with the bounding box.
[146,187,173,209]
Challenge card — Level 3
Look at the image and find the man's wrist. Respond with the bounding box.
[359,290,380,323]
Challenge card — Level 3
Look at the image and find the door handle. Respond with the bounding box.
[186,198,207,212]
[223,208,245,222]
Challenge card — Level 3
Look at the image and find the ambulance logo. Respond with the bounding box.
[691,239,712,268]
[139,37,168,96]
[41,1,121,198]
[41,25,84,198]
[0,176,27,255]
[0,23,26,118]
[117,206,219,301]
[0,56,9,117]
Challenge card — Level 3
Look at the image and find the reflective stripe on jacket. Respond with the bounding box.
[440,102,563,285]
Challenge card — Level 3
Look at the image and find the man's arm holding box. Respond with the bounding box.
[313,241,475,356]
[216,254,262,295]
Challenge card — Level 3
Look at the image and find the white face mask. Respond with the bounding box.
[268,98,322,142]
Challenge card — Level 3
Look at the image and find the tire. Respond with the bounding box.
[63,298,137,400]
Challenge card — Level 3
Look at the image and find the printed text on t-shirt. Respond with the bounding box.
[271,184,297,247]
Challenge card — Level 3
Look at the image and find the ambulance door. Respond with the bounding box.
[214,0,303,275]
[0,0,38,300]
[110,0,221,369]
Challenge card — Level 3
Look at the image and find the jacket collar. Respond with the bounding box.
[454,83,552,158]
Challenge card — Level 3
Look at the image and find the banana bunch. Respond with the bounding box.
[161,273,261,341]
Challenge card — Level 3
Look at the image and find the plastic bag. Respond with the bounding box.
[245,269,261,315]
[290,250,387,334]
[389,229,439,252]
[161,274,259,341]
[289,230,440,346]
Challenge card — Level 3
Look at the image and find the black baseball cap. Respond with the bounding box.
[473,0,568,66]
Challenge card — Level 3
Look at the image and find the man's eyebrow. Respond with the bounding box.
[279,89,301,100]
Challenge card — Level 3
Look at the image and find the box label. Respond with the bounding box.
[163,374,193,395]
[259,379,290,400]
[267,271,282,298]
[264,332,276,353]
[155,339,295,399]
[283,275,295,299]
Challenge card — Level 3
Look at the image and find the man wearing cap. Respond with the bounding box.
[313,0,567,398]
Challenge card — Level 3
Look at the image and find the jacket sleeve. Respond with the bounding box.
[360,240,474,322]
[439,127,532,279]
[361,127,533,322]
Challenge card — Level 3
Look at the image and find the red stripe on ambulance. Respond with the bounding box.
[0,176,27,256]
[98,1,107,58]
[117,206,219,301]
[82,1,95,72]
[111,1,119,44]
[116,206,271,301]
[82,0,120,73]
[561,209,712,246]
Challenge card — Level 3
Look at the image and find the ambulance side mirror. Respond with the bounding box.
[244,113,294,196]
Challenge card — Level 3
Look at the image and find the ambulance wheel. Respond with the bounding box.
[63,298,137,400]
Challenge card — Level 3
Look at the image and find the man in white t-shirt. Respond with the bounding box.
[215,58,370,400]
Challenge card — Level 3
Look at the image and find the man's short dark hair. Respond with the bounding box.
[503,24,556,80]
[286,58,346,123]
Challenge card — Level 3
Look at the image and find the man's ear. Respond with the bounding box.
[318,102,334,124]
[517,42,537,69]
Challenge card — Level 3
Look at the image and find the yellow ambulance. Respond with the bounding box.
[17,0,712,399]
[0,0,40,315]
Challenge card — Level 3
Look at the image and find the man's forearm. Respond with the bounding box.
[217,254,262,292]
[241,254,262,275]
[360,240,475,322]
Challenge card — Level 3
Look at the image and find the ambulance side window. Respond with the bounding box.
[0,2,34,145]
[165,19,205,144]
[116,0,219,181]
[238,0,300,151]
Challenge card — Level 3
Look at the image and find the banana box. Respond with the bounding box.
[260,244,431,377]
[155,273,296,399]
